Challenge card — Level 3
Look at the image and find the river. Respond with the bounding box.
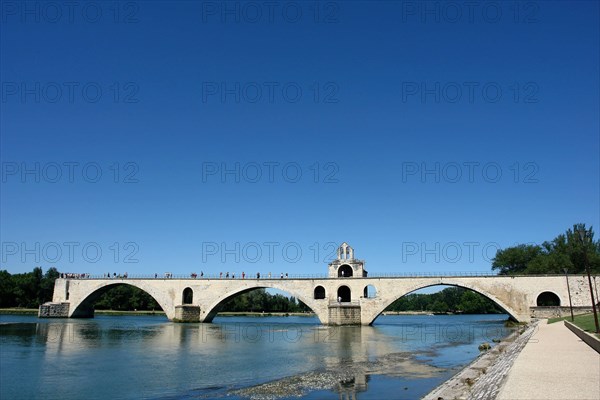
[0,314,512,400]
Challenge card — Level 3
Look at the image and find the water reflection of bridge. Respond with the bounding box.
[336,374,368,400]
[11,316,457,398]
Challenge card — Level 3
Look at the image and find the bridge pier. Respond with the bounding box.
[174,305,201,322]
[328,303,362,325]
[38,302,70,318]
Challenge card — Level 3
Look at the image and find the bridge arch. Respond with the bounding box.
[536,291,561,306]
[182,287,194,304]
[337,285,351,302]
[338,264,353,277]
[363,284,377,298]
[201,284,325,323]
[69,281,172,319]
[314,285,326,299]
[365,282,522,325]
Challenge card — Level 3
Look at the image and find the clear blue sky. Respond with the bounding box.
[1,1,598,277]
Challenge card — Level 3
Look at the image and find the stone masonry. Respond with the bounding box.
[42,243,599,325]
[38,302,70,318]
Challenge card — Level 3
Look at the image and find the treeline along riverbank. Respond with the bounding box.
[1,267,499,314]
[3,223,596,313]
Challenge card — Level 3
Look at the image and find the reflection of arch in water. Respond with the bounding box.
[366,283,519,325]
[69,282,168,318]
[336,373,369,399]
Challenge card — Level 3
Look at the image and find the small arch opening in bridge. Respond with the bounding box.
[314,286,326,299]
[363,285,377,298]
[182,287,194,305]
[536,291,560,306]
[338,264,353,277]
[338,286,351,302]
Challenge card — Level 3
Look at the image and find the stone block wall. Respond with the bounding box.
[530,306,595,319]
[38,302,70,318]
[328,305,361,325]
[174,305,200,322]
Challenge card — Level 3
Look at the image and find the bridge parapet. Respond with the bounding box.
[61,271,506,281]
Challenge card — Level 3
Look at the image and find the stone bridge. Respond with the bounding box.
[40,243,599,325]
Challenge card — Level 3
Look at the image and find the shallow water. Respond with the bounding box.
[0,314,511,399]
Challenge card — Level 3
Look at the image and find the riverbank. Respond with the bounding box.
[423,321,538,400]
[0,308,38,315]
[218,311,315,317]
[424,318,600,400]
[0,308,314,318]
[380,311,434,315]
[0,308,167,316]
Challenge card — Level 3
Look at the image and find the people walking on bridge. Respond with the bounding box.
[257,272,260,279]
[226,272,229,278]
[220,272,223,279]
[242,272,245,279]
[280,272,283,279]
[285,273,288,278]
[200,271,204,278]
[268,272,271,278]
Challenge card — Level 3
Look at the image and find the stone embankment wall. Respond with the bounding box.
[530,306,595,319]
[424,321,539,400]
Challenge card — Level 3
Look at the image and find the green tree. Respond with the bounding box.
[492,244,542,275]
[40,267,60,303]
[491,224,600,275]
[386,287,502,314]
[430,300,448,313]
[0,270,15,307]
[220,289,310,313]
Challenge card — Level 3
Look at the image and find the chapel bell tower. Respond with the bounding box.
[328,242,367,278]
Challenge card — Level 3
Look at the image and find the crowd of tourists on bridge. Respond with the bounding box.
[105,272,128,279]
[60,271,293,279]
[210,272,289,279]
[160,271,290,279]
[60,273,90,279]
